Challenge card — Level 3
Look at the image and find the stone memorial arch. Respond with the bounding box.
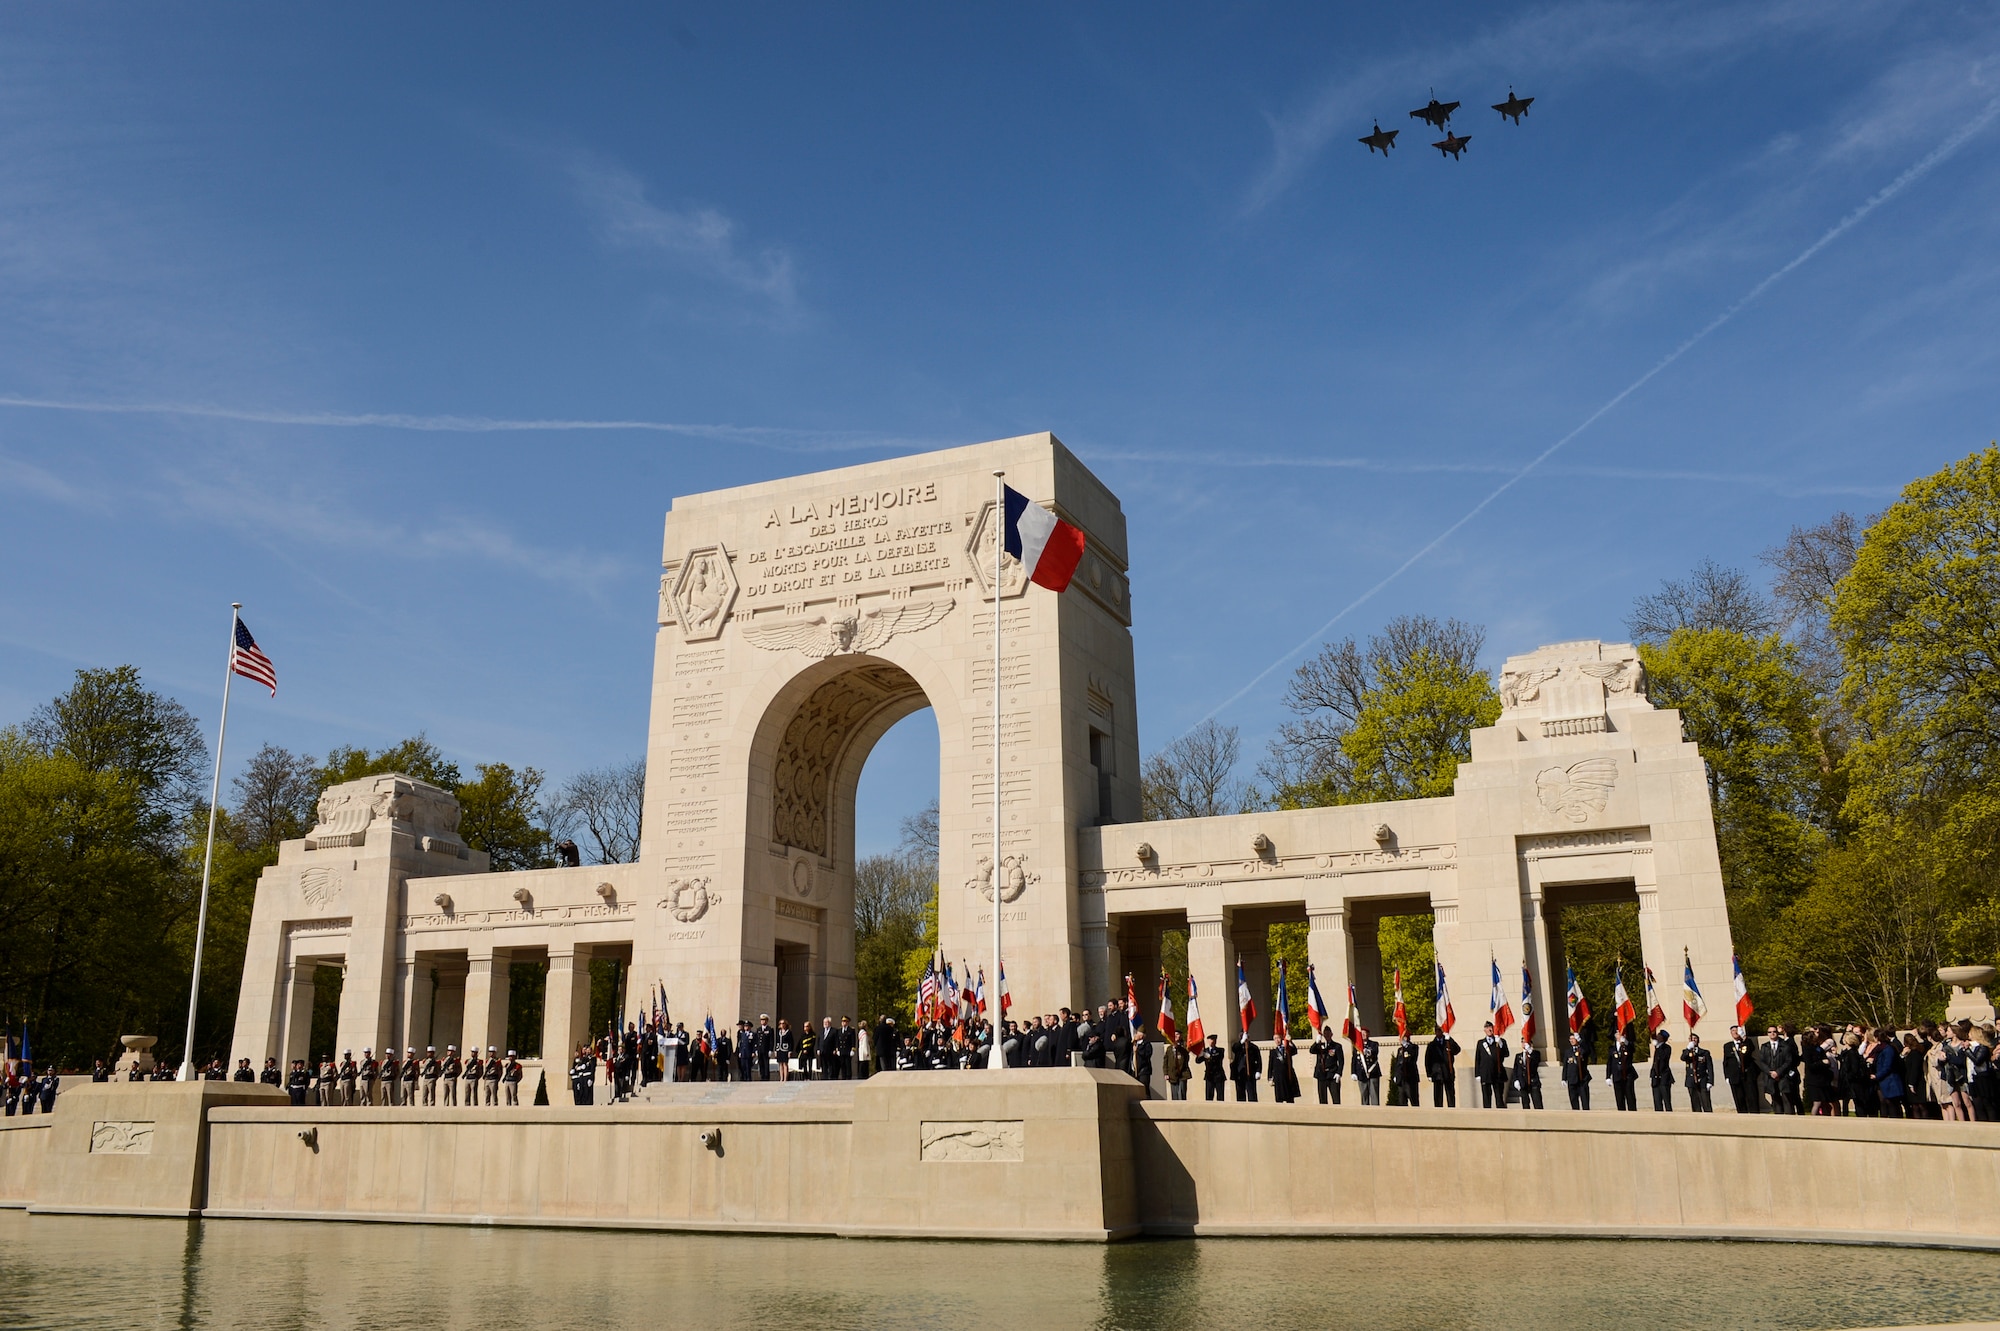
[230,431,1735,1100]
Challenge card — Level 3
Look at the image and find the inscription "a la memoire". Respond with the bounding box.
[762,481,941,529]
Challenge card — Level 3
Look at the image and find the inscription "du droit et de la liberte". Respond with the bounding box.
[744,482,953,599]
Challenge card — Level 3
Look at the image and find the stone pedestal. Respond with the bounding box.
[29,1080,288,1217]
[1941,965,1998,1025]
[112,1035,157,1079]
[844,1068,1144,1241]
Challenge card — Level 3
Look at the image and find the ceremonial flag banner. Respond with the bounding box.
[973,966,987,1016]
[1643,966,1667,1035]
[1566,967,1591,1032]
[918,957,938,1020]
[1520,965,1537,1046]
[1613,965,1636,1033]
[1305,964,1328,1034]
[1392,967,1407,1038]
[998,961,1012,1014]
[1124,972,1140,1025]
[230,617,278,696]
[1001,484,1087,592]
[1343,982,1359,1041]
[1156,971,1178,1041]
[1683,952,1709,1027]
[1733,954,1754,1025]
[1488,958,1514,1035]
[1434,961,1456,1033]
[1236,957,1257,1031]
[1184,974,1205,1047]
[1273,960,1292,1042]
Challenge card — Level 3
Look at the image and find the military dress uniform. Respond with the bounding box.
[1682,1040,1716,1112]
[1510,1046,1545,1109]
[421,1049,442,1106]
[286,1060,311,1106]
[1311,1033,1345,1105]
[260,1057,282,1088]
[440,1048,461,1107]
[503,1052,523,1106]
[360,1050,380,1106]
[1561,1038,1592,1110]
[337,1053,359,1107]
[379,1050,401,1106]
[401,1048,420,1106]
[1424,1033,1461,1107]
[461,1050,483,1108]
[483,1046,503,1105]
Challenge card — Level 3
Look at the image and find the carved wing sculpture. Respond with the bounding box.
[1501,665,1560,708]
[1535,758,1619,823]
[1579,658,1647,696]
[741,596,955,658]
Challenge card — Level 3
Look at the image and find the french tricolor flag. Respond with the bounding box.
[1003,485,1086,592]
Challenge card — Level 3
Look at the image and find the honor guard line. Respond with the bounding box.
[6,432,1998,1249]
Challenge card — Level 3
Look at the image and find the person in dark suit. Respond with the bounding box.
[1267,1038,1299,1103]
[1391,1036,1421,1107]
[1196,1035,1227,1101]
[1230,1037,1260,1102]
[1132,1025,1154,1095]
[1311,1029,1346,1104]
[1759,1027,1801,1114]
[1682,1033,1716,1112]
[1510,1043,1544,1108]
[1424,1030,1461,1107]
[260,1056,283,1089]
[1648,1029,1675,1111]
[1055,1009,1079,1066]
[1723,1027,1760,1113]
[872,1017,896,1077]
[1561,1033,1591,1110]
[836,1017,857,1079]
[753,1016,776,1081]
[1352,1029,1382,1105]
[1606,1031,1639,1111]
[1474,1023,1510,1108]
[286,1059,311,1106]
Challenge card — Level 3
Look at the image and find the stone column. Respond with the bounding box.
[543,948,593,1101]
[1351,917,1384,1035]
[396,959,432,1055]
[1230,923,1274,1041]
[1307,905,1351,1034]
[1186,912,1229,1048]
[462,948,512,1059]
[430,965,467,1054]
[1636,886,1666,1034]
[282,959,317,1068]
[1081,923,1112,1011]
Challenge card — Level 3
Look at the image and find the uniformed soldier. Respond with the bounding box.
[1561,1033,1592,1110]
[503,1051,524,1106]
[440,1046,461,1107]
[1195,1034,1227,1101]
[1510,1043,1545,1108]
[570,1045,596,1105]
[233,1057,256,1083]
[286,1059,311,1106]
[484,1046,503,1105]
[1311,1029,1345,1104]
[260,1056,283,1089]
[401,1047,420,1106]
[359,1049,380,1106]
[314,1056,336,1105]
[421,1047,442,1106]
[1352,1028,1383,1105]
[380,1048,401,1106]
[460,1047,483,1108]
[1682,1032,1716,1112]
[1425,1029,1462,1107]
[337,1050,359,1107]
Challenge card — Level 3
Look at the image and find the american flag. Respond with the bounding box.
[231,617,277,696]
[917,956,939,1021]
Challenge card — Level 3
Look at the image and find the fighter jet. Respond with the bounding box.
[1358,122,1400,156]
[1433,131,1471,160]
[1409,93,1460,131]
[1492,89,1534,124]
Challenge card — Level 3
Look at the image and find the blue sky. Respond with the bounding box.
[2,3,1995,857]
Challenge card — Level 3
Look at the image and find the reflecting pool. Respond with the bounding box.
[4,1210,1999,1331]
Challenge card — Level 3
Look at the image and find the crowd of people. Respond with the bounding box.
[7,1008,1996,1122]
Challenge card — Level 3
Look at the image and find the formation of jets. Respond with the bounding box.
[1359,88,1535,161]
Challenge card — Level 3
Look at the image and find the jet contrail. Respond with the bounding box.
[0,394,905,453]
[1189,96,2000,734]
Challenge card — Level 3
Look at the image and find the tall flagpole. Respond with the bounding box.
[991,470,1005,1071]
[179,603,241,1081]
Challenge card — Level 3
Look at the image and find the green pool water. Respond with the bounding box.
[4,1209,1998,1330]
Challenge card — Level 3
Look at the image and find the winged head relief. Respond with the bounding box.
[1535,758,1619,823]
[740,596,955,658]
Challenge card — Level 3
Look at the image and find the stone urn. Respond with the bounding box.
[1939,965,1998,1025]
[114,1034,158,1078]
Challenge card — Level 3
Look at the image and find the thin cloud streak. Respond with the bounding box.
[1191,94,2000,734]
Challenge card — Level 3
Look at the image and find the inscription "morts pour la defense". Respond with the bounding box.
[761,481,940,528]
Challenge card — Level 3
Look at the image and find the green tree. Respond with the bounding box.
[1835,444,2000,873]
[1376,915,1435,1036]
[896,894,942,1026]
[1263,616,1499,808]
[24,665,207,830]
[315,734,461,792]
[855,851,931,1023]
[456,762,554,871]
[1639,629,1836,926]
